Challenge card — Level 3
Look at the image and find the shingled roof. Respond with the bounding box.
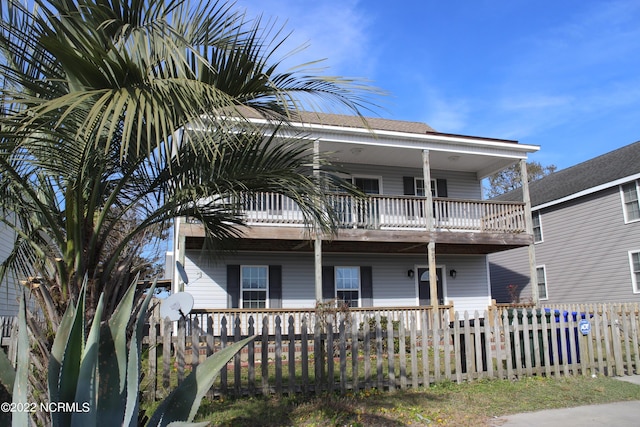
[495,140,640,207]
[293,111,437,134]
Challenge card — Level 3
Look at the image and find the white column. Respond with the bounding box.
[314,140,323,302]
[423,150,438,310]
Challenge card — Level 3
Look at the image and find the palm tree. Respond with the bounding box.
[0,0,377,324]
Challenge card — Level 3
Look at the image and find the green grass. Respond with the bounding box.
[185,376,640,426]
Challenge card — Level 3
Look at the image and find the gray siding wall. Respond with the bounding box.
[490,184,640,304]
[184,251,492,314]
[0,220,18,317]
[341,163,481,199]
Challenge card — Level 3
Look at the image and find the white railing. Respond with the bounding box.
[435,198,527,233]
[192,193,527,233]
[185,305,455,336]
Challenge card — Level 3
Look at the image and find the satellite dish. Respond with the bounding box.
[176,261,189,285]
[160,292,194,321]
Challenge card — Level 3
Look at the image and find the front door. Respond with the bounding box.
[418,268,444,306]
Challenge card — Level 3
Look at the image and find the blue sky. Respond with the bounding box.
[235,0,640,170]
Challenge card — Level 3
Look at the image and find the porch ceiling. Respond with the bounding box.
[320,141,522,179]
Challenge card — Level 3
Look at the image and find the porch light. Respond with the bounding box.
[407,269,415,278]
[449,269,457,279]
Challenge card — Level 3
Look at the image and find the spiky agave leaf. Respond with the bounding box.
[147,335,256,427]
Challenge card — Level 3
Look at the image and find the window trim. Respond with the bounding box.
[335,266,361,307]
[536,265,549,301]
[415,178,438,197]
[532,210,543,243]
[629,251,640,294]
[240,265,269,308]
[621,180,640,224]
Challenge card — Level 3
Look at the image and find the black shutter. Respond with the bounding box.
[403,176,415,195]
[360,266,373,307]
[436,179,448,197]
[227,265,240,308]
[269,265,282,308]
[322,266,335,301]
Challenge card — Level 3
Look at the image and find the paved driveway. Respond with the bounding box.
[490,376,640,427]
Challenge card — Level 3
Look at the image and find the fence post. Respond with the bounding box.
[410,314,418,389]
[220,316,228,395]
[363,315,371,390]
[234,317,242,396]
[162,317,171,393]
[375,314,383,389]
[339,319,347,393]
[314,318,323,394]
[327,320,334,393]
[421,311,430,387]
[248,316,255,395]
[262,317,269,396]
[386,315,395,391]
[288,316,296,395]
[399,317,407,390]
[301,316,309,393]
[432,310,441,382]
[275,316,282,395]
[351,317,359,393]
[177,317,186,384]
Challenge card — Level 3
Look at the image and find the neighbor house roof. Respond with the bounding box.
[495,140,640,208]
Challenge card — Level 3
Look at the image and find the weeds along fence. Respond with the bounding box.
[139,303,640,400]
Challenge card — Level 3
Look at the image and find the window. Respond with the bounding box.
[532,211,543,243]
[536,266,548,300]
[630,251,640,293]
[354,177,380,194]
[622,181,640,222]
[336,267,360,307]
[241,266,268,308]
[415,178,437,197]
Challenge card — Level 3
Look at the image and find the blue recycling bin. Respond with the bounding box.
[544,309,584,364]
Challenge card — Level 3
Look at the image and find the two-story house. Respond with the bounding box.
[171,112,539,317]
[489,141,640,305]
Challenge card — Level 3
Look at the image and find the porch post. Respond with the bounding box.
[427,241,438,310]
[423,150,439,311]
[520,159,539,305]
[314,140,323,303]
[315,237,322,302]
[422,150,434,226]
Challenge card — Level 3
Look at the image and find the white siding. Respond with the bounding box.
[341,163,481,199]
[0,220,18,317]
[185,251,492,314]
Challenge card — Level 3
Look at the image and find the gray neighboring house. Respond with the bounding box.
[489,141,640,304]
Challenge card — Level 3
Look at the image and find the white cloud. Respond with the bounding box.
[420,90,471,134]
[233,0,375,76]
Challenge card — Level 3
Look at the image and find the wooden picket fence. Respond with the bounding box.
[1,303,638,400]
[140,303,640,400]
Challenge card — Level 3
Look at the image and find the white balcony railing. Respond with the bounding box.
[241,193,527,233]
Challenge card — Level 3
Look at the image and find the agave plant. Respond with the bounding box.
[0,278,253,426]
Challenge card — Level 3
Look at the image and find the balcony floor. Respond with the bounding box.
[183,224,532,255]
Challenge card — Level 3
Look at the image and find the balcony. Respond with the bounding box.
[242,192,527,234]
